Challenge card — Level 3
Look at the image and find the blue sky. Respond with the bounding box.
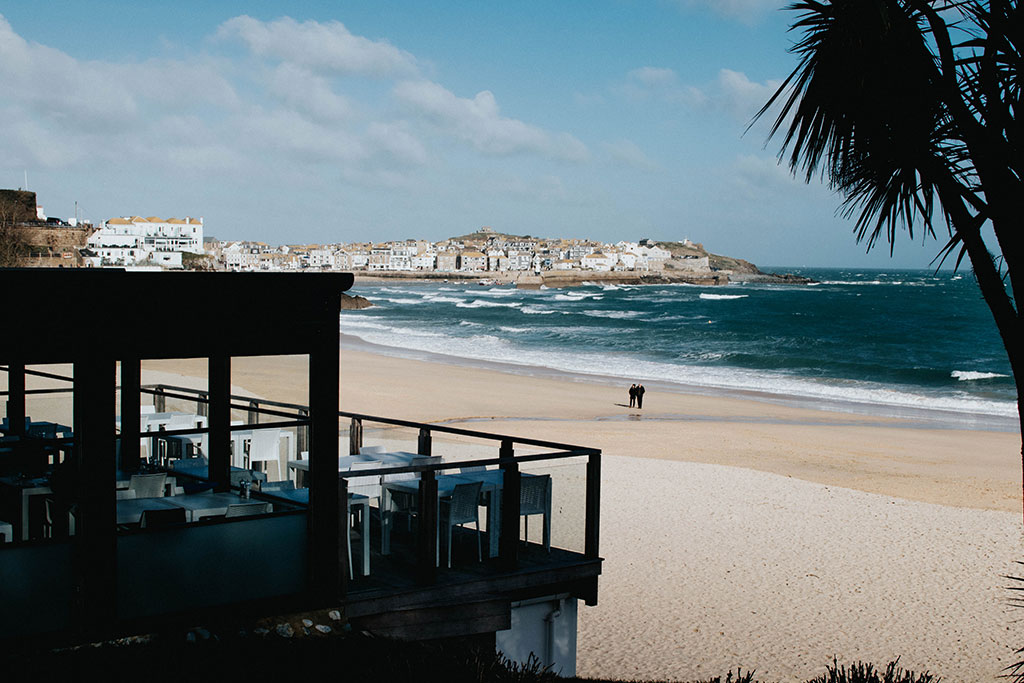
[0,1,956,268]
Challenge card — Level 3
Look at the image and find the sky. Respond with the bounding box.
[0,1,961,269]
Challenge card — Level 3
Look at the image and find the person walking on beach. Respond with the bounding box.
[636,383,645,409]
[628,384,637,408]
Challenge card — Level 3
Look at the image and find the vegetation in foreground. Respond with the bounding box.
[4,625,941,683]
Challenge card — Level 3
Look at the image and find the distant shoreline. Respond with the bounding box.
[352,268,811,288]
[337,331,1018,433]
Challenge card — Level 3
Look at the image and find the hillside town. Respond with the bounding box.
[1,189,709,274]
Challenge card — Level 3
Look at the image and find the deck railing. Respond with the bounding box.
[3,370,601,598]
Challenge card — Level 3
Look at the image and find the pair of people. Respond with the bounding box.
[628,383,646,409]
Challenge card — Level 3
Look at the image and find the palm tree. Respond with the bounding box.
[755,0,1024,521]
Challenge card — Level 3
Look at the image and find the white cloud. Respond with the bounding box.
[265,63,352,124]
[216,15,418,78]
[628,66,678,87]
[622,67,705,106]
[620,65,779,122]
[670,0,785,24]
[603,140,660,171]
[394,80,589,162]
[713,68,781,121]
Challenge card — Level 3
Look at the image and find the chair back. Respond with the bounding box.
[519,474,550,515]
[448,481,482,525]
[460,465,486,474]
[346,461,382,499]
[167,414,197,431]
[359,445,387,454]
[129,473,167,499]
[248,429,282,461]
[140,507,186,528]
[225,502,270,518]
[116,489,137,500]
[140,405,157,415]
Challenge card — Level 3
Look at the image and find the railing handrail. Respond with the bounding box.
[330,448,596,481]
[0,365,74,383]
[142,382,596,452]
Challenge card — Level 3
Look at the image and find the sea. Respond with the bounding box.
[340,268,1019,431]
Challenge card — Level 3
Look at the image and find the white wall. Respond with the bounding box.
[496,595,578,677]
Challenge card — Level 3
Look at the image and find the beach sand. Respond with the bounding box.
[108,350,1024,680]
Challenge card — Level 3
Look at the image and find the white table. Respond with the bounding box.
[116,497,183,525]
[381,470,507,559]
[165,491,271,521]
[269,488,371,577]
[0,476,53,541]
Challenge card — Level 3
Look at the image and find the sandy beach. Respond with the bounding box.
[119,346,1024,682]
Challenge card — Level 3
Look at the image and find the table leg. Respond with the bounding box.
[361,501,370,576]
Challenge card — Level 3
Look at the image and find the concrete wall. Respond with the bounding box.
[496,595,578,677]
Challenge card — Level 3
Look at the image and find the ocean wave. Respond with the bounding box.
[456,299,523,309]
[699,293,748,300]
[423,295,466,304]
[581,309,643,319]
[951,370,1010,381]
[379,297,426,305]
[553,292,600,301]
[521,306,556,315]
[819,280,884,286]
[341,323,1017,418]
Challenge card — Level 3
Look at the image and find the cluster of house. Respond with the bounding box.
[213,228,689,274]
[83,215,205,269]
[9,189,696,273]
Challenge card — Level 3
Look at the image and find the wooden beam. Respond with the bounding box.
[499,440,519,571]
[585,451,601,560]
[6,362,26,436]
[208,355,231,492]
[417,469,438,585]
[310,339,340,600]
[72,356,117,636]
[417,428,431,456]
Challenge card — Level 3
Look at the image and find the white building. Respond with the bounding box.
[87,215,204,268]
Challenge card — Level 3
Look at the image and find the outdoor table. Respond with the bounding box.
[116,497,182,525]
[0,475,53,541]
[381,470,506,558]
[268,488,371,577]
[165,491,272,521]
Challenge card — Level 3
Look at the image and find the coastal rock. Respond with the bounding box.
[340,293,373,310]
[275,623,294,638]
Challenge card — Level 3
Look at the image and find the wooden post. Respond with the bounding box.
[417,468,438,584]
[6,362,26,436]
[585,450,601,560]
[72,356,117,636]
[248,400,260,426]
[208,356,231,492]
[119,358,141,472]
[417,427,432,456]
[499,439,519,570]
[153,386,166,413]
[310,341,340,600]
[197,392,209,418]
[297,408,309,454]
[348,417,362,455]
